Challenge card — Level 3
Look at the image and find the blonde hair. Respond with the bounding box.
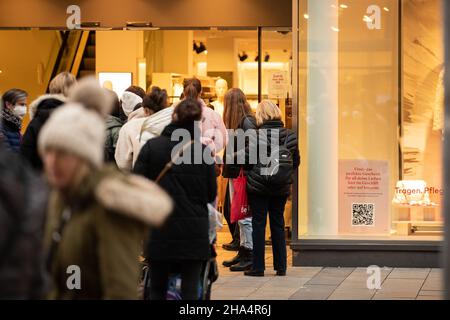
[256,100,281,126]
[49,72,77,97]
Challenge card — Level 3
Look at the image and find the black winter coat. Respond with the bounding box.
[133,122,217,261]
[247,119,300,196]
[222,115,257,179]
[0,143,49,299]
[20,96,65,171]
[0,109,21,153]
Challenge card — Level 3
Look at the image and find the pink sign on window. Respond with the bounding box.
[339,160,390,235]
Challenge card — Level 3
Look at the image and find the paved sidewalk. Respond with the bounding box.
[213,232,443,300]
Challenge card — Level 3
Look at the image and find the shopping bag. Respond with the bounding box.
[230,168,251,223]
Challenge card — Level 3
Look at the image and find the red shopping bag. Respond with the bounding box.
[230,168,251,223]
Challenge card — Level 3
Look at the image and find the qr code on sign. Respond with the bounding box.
[352,203,375,226]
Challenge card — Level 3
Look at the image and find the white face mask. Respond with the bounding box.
[13,105,27,118]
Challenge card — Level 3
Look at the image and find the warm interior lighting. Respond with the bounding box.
[304,13,309,19]
[98,72,132,98]
[340,4,348,9]
[138,58,147,91]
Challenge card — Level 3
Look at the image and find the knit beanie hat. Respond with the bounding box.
[121,91,143,116]
[38,103,105,168]
[69,76,114,118]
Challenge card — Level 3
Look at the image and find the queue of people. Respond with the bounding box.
[0,71,299,300]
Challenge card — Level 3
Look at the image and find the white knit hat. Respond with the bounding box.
[121,91,143,116]
[38,103,105,168]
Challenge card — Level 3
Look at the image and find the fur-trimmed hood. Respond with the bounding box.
[44,165,169,299]
[29,94,67,120]
[95,173,173,227]
[69,77,114,118]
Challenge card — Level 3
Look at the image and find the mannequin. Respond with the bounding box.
[102,80,113,91]
[211,78,228,118]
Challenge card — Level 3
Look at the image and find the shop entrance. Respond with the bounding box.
[0,26,294,245]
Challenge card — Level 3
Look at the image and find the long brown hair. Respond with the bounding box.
[223,88,253,130]
[183,78,202,100]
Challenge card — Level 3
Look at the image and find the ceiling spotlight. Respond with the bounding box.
[193,42,207,54]
[238,52,248,62]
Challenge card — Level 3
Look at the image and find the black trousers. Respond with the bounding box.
[149,260,203,300]
[248,193,288,272]
[223,181,240,243]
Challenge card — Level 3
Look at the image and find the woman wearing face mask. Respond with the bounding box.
[0,89,28,152]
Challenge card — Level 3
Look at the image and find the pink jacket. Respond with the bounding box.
[199,99,228,156]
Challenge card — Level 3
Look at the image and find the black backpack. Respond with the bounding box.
[260,131,293,185]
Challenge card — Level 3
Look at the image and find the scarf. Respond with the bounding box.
[0,107,22,131]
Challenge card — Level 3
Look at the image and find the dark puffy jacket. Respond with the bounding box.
[0,143,49,299]
[21,95,66,171]
[0,119,21,153]
[222,115,257,179]
[133,122,217,261]
[247,119,300,196]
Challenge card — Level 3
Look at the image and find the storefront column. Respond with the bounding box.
[307,0,339,235]
[443,0,450,300]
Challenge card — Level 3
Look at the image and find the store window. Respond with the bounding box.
[295,0,444,241]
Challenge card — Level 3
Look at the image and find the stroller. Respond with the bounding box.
[142,204,222,300]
